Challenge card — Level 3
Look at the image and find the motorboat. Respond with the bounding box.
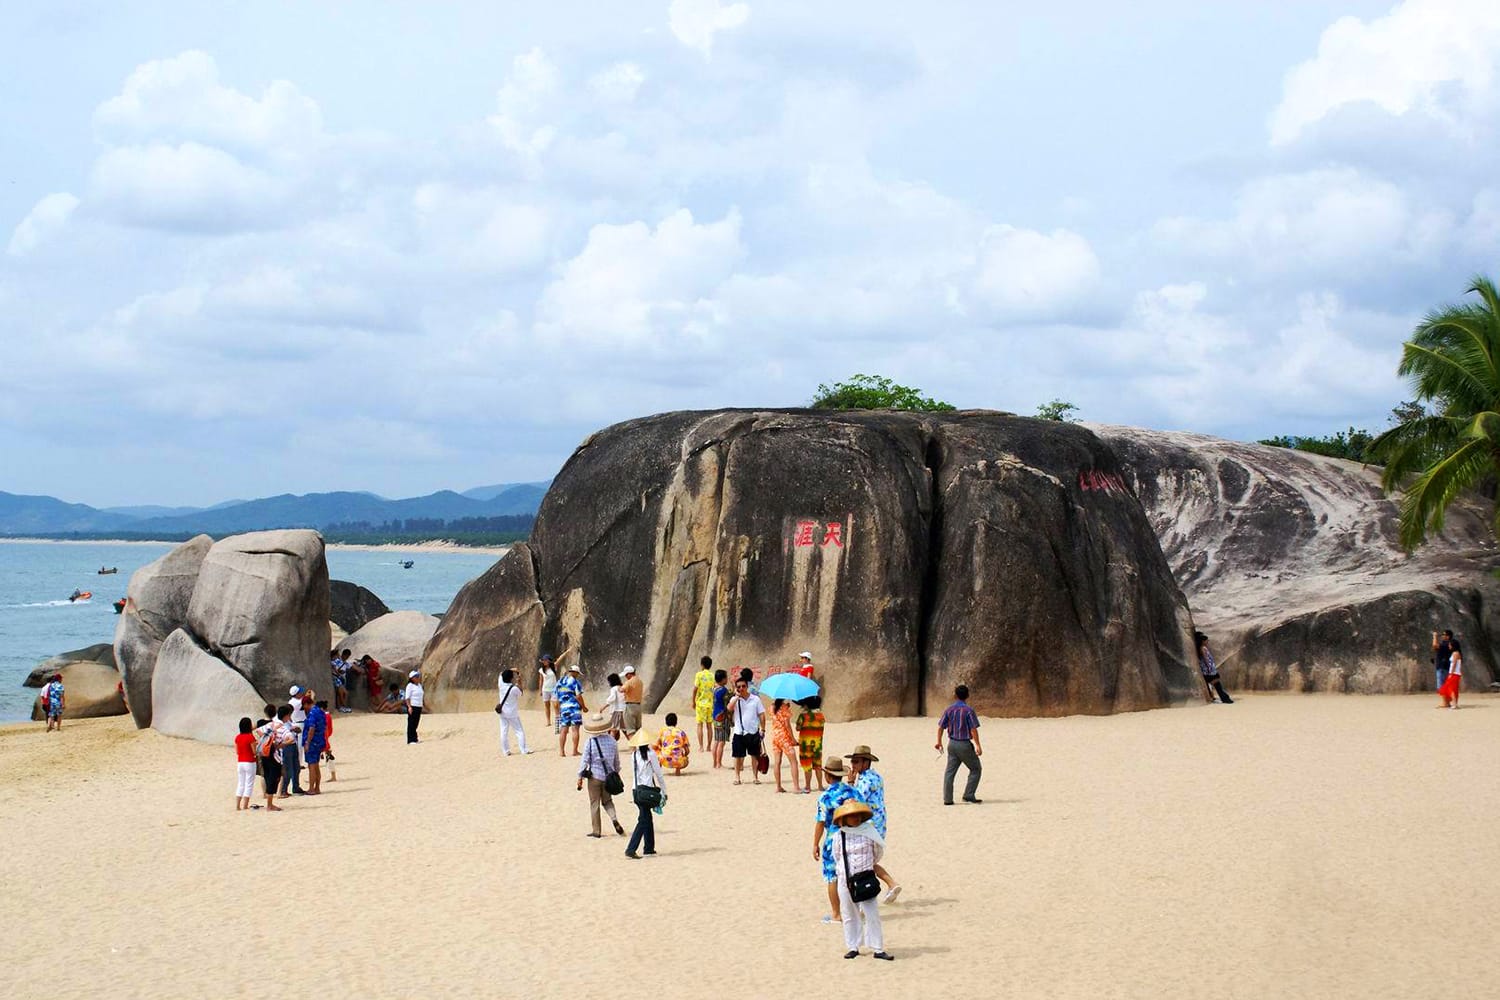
[69,590,92,603]
[97,567,118,575]
[400,560,414,569]
[113,598,127,614]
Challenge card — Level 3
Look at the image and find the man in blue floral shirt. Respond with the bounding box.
[848,744,901,903]
[555,664,587,757]
[813,757,859,923]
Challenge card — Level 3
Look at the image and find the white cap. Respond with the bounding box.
[289,685,302,696]
[623,664,636,675]
[408,670,419,679]
[799,651,813,660]
[567,663,581,672]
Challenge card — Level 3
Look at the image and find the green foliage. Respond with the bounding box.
[1035,399,1079,422]
[1257,427,1375,463]
[810,374,956,412]
[1368,274,1500,549]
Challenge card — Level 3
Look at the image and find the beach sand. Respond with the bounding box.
[2,694,1495,999]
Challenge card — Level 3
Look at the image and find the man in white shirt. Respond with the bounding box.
[728,677,766,785]
[405,670,425,744]
[496,668,530,755]
[281,685,307,795]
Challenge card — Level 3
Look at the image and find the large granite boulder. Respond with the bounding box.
[114,534,213,727]
[151,629,266,744]
[422,543,545,712]
[27,661,128,720]
[1093,426,1500,692]
[342,611,440,701]
[24,642,115,686]
[187,530,331,702]
[425,409,1199,719]
[329,579,390,634]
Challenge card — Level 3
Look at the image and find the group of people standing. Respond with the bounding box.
[233,686,337,811]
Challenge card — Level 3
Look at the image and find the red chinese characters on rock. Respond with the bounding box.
[1077,469,1129,495]
[792,519,848,548]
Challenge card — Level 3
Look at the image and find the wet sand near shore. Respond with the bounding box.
[2,694,1495,999]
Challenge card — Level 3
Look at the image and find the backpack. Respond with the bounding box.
[256,724,283,759]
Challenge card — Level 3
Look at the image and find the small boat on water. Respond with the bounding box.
[113,598,127,614]
[400,560,414,569]
[97,567,118,575]
[69,590,93,603]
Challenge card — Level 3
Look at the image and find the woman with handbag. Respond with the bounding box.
[576,713,626,838]
[829,800,894,961]
[625,730,666,858]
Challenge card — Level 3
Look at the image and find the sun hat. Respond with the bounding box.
[844,744,879,762]
[622,664,636,675]
[799,651,813,659]
[566,663,581,673]
[582,713,612,737]
[832,800,874,825]
[822,756,846,776]
[628,729,654,747]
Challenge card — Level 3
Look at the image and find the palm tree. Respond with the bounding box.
[1370,274,1500,549]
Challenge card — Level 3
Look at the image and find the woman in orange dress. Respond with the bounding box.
[768,698,802,793]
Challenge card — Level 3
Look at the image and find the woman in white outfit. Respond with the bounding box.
[625,729,666,858]
[497,668,529,755]
[603,673,627,739]
[829,800,895,961]
[537,655,558,729]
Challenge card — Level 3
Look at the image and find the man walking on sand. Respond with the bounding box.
[621,664,644,737]
[1432,629,1455,690]
[935,684,982,805]
[692,655,715,751]
[728,676,766,785]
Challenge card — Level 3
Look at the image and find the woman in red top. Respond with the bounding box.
[234,717,257,811]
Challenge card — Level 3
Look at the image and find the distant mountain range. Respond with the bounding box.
[0,481,549,537]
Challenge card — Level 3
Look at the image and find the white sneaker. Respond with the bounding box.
[883,886,902,904]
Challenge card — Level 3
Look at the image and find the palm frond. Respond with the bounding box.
[1396,437,1493,549]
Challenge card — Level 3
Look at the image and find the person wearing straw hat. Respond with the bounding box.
[555,664,588,757]
[847,746,901,903]
[829,800,894,961]
[812,756,860,924]
[577,713,625,838]
[624,728,666,858]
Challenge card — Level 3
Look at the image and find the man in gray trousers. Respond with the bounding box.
[934,684,982,805]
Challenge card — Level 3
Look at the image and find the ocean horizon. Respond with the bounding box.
[0,539,499,723]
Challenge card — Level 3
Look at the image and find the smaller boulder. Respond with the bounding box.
[151,629,267,745]
[28,661,127,720]
[329,580,390,634]
[343,612,440,686]
[24,643,116,686]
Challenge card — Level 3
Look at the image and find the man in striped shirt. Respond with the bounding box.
[935,685,982,804]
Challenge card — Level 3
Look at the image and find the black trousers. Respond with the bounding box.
[1204,675,1234,704]
[626,800,655,855]
[407,706,422,743]
[260,756,282,796]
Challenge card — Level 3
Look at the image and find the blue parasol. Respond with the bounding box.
[758,672,820,702]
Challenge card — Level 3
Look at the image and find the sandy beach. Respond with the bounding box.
[2,694,1495,999]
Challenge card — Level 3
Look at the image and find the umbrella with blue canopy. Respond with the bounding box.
[758,671,820,702]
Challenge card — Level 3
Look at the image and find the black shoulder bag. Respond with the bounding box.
[594,738,625,795]
[841,829,882,903]
[632,753,663,808]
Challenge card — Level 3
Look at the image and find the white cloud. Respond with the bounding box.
[668,0,750,58]
[93,50,321,156]
[88,141,291,232]
[589,62,646,103]
[411,184,553,274]
[537,208,743,349]
[489,48,560,156]
[7,192,79,256]
[1270,0,1500,146]
[972,225,1101,318]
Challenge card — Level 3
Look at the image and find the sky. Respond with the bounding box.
[4,0,1500,506]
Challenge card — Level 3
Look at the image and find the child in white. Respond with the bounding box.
[497,669,530,755]
[829,801,895,960]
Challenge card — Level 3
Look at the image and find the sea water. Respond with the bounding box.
[0,541,501,723]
